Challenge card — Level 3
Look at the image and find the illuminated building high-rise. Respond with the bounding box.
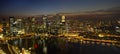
[43,15,48,34]
[61,15,66,34]
[9,17,15,35]
[43,16,47,29]
[17,18,25,35]
[2,18,7,36]
[31,17,35,33]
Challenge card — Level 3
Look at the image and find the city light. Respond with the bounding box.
[0,0,120,54]
[98,34,104,37]
[0,34,3,38]
[18,29,25,35]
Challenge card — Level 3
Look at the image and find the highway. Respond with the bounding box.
[0,39,20,54]
[0,44,10,54]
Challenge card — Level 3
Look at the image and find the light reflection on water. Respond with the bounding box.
[9,36,120,54]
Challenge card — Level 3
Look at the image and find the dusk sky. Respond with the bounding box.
[0,0,120,16]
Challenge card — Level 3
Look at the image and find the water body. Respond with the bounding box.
[10,36,120,54]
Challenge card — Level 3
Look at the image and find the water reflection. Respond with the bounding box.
[8,36,120,54]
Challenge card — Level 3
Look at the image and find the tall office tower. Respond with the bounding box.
[9,17,15,35]
[31,17,35,33]
[55,14,62,34]
[2,18,7,36]
[17,18,25,34]
[61,15,65,23]
[24,17,31,34]
[61,15,66,34]
[43,16,47,29]
[17,18,22,30]
[43,16,47,33]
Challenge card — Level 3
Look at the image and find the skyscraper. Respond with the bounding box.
[2,18,7,36]
[9,17,15,34]
[9,17,17,36]
[17,18,25,35]
[61,15,66,34]
[31,17,35,33]
[43,16,48,34]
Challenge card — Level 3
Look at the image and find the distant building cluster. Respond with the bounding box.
[0,14,120,36]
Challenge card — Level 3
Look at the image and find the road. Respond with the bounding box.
[0,44,10,54]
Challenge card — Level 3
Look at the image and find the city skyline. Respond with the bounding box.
[0,0,120,17]
[0,1,120,54]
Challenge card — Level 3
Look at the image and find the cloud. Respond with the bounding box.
[87,7,120,14]
[58,7,120,15]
